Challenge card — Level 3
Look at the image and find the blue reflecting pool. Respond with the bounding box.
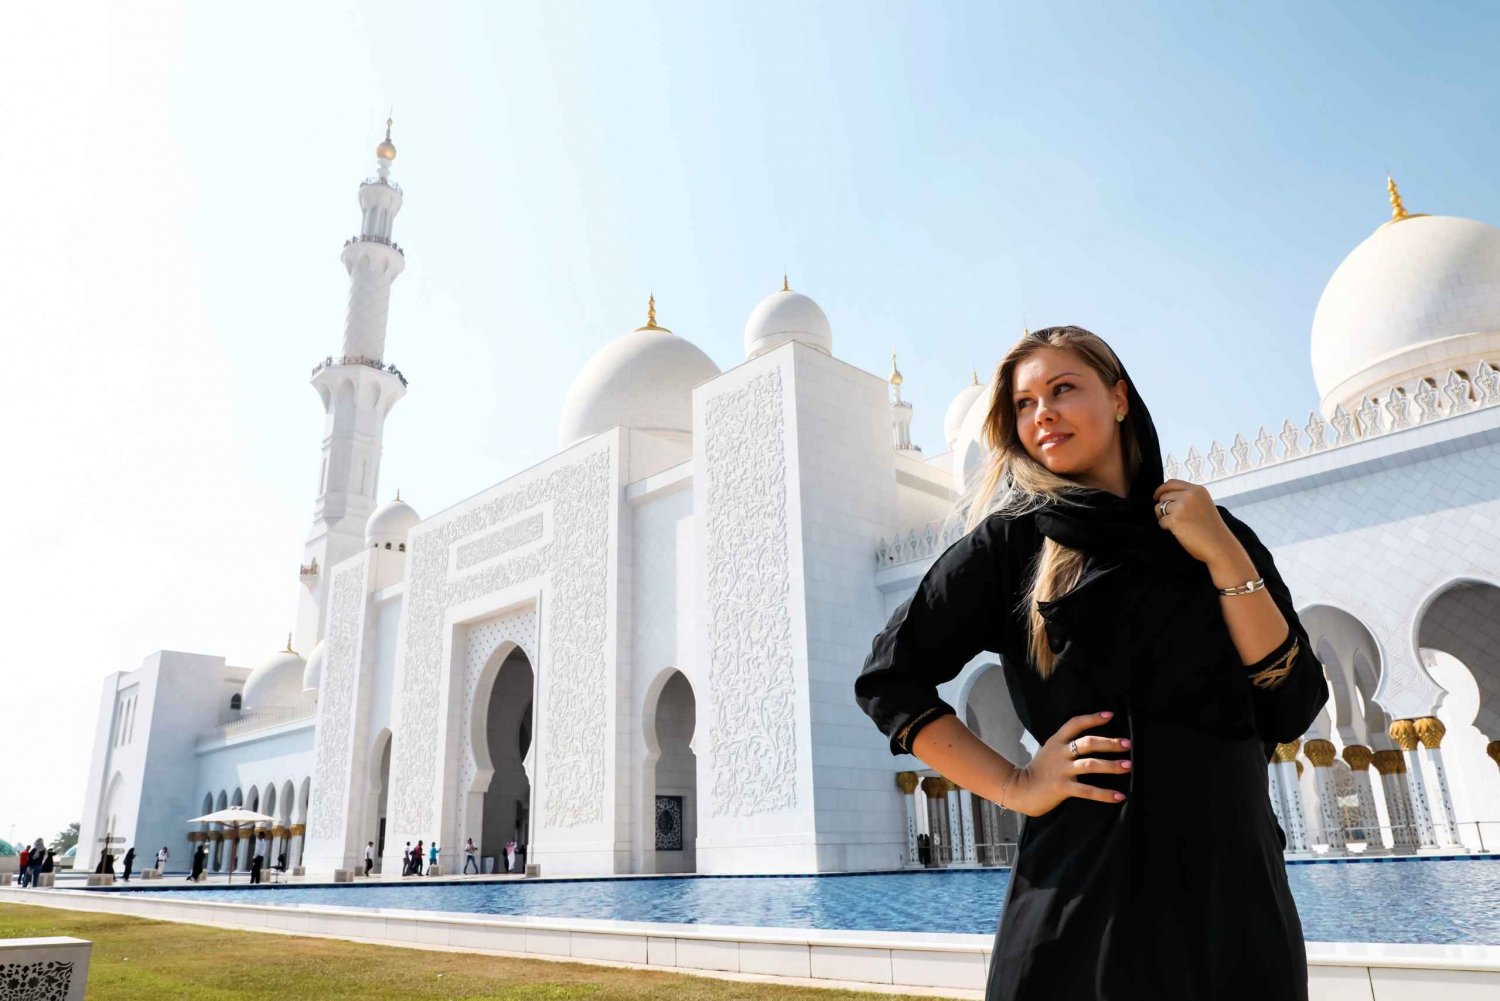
[125,857,1500,945]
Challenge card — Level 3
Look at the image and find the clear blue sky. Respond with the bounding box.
[4,0,1497,841]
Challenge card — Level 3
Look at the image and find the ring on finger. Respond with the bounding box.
[1068,739,1080,760]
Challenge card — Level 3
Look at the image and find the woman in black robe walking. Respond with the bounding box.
[856,326,1329,1001]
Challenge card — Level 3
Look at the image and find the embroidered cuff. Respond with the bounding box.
[894,705,955,755]
[1245,629,1299,690]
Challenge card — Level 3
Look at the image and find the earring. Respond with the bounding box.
[1116,414,1124,422]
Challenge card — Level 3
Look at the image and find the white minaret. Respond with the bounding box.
[293,117,409,653]
[889,351,920,454]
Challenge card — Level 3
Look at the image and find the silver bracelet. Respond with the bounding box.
[1217,577,1266,596]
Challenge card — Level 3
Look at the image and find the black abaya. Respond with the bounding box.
[855,507,1330,1001]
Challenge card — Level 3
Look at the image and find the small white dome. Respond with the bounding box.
[242,645,307,711]
[1311,213,1500,409]
[943,377,989,448]
[302,639,326,693]
[744,287,832,359]
[366,495,420,549]
[557,319,721,450]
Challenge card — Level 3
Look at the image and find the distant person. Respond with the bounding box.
[515,841,526,873]
[249,852,264,885]
[428,841,439,874]
[122,846,136,882]
[504,839,516,874]
[190,844,207,882]
[18,844,32,887]
[412,840,425,876]
[41,849,55,875]
[364,841,374,876]
[402,841,412,876]
[156,845,169,872]
[462,838,478,875]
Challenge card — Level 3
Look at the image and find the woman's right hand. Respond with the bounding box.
[1001,711,1133,817]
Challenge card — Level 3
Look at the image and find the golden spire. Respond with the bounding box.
[1387,175,1408,221]
[889,350,903,386]
[971,368,980,386]
[395,487,401,502]
[1378,175,1427,230]
[1023,326,1031,337]
[376,112,397,162]
[782,273,790,292]
[646,293,658,329]
[284,633,295,654]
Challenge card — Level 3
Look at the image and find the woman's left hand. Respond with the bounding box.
[1152,479,1239,566]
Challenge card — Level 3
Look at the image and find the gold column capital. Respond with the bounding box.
[895,771,919,795]
[1272,741,1301,763]
[1341,744,1373,770]
[1294,760,1304,779]
[1303,738,1337,767]
[1414,716,1446,749]
[1388,718,1419,751]
[920,776,947,799]
[1486,741,1500,769]
[1371,749,1407,775]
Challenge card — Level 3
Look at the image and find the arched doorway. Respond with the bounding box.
[645,669,697,874]
[470,645,534,873]
[369,730,392,869]
[963,663,1031,864]
[1415,579,1500,850]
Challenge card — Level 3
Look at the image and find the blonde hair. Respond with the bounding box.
[947,326,1143,678]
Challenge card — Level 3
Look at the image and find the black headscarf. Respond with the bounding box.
[1028,337,1202,577]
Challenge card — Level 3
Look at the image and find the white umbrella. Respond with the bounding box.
[188,809,277,885]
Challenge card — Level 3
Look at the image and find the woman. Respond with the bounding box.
[121,846,136,882]
[855,326,1329,1001]
[190,844,207,882]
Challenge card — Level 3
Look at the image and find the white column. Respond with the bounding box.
[1373,751,1418,851]
[1415,718,1461,847]
[1390,721,1437,849]
[1273,742,1310,853]
[1302,740,1347,852]
[944,784,964,863]
[896,772,920,866]
[1340,746,1384,852]
[958,789,977,864]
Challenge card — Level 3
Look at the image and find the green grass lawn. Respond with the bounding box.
[0,903,938,1000]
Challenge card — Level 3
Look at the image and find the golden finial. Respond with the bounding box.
[782,273,790,293]
[1387,175,1407,221]
[646,293,658,329]
[376,111,397,162]
[889,350,903,386]
[1023,326,1031,337]
[395,487,401,502]
[284,633,295,654]
[971,368,980,386]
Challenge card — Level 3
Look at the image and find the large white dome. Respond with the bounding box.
[242,644,307,711]
[558,312,720,450]
[366,494,420,549]
[943,375,989,448]
[1311,212,1500,413]
[744,286,832,359]
[302,639,326,693]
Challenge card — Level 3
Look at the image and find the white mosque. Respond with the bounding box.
[77,125,1500,880]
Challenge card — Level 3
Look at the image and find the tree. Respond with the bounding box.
[49,822,80,854]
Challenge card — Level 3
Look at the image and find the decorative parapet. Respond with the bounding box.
[343,232,404,255]
[299,557,320,577]
[311,354,409,387]
[876,517,966,569]
[200,694,318,747]
[1163,362,1499,484]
